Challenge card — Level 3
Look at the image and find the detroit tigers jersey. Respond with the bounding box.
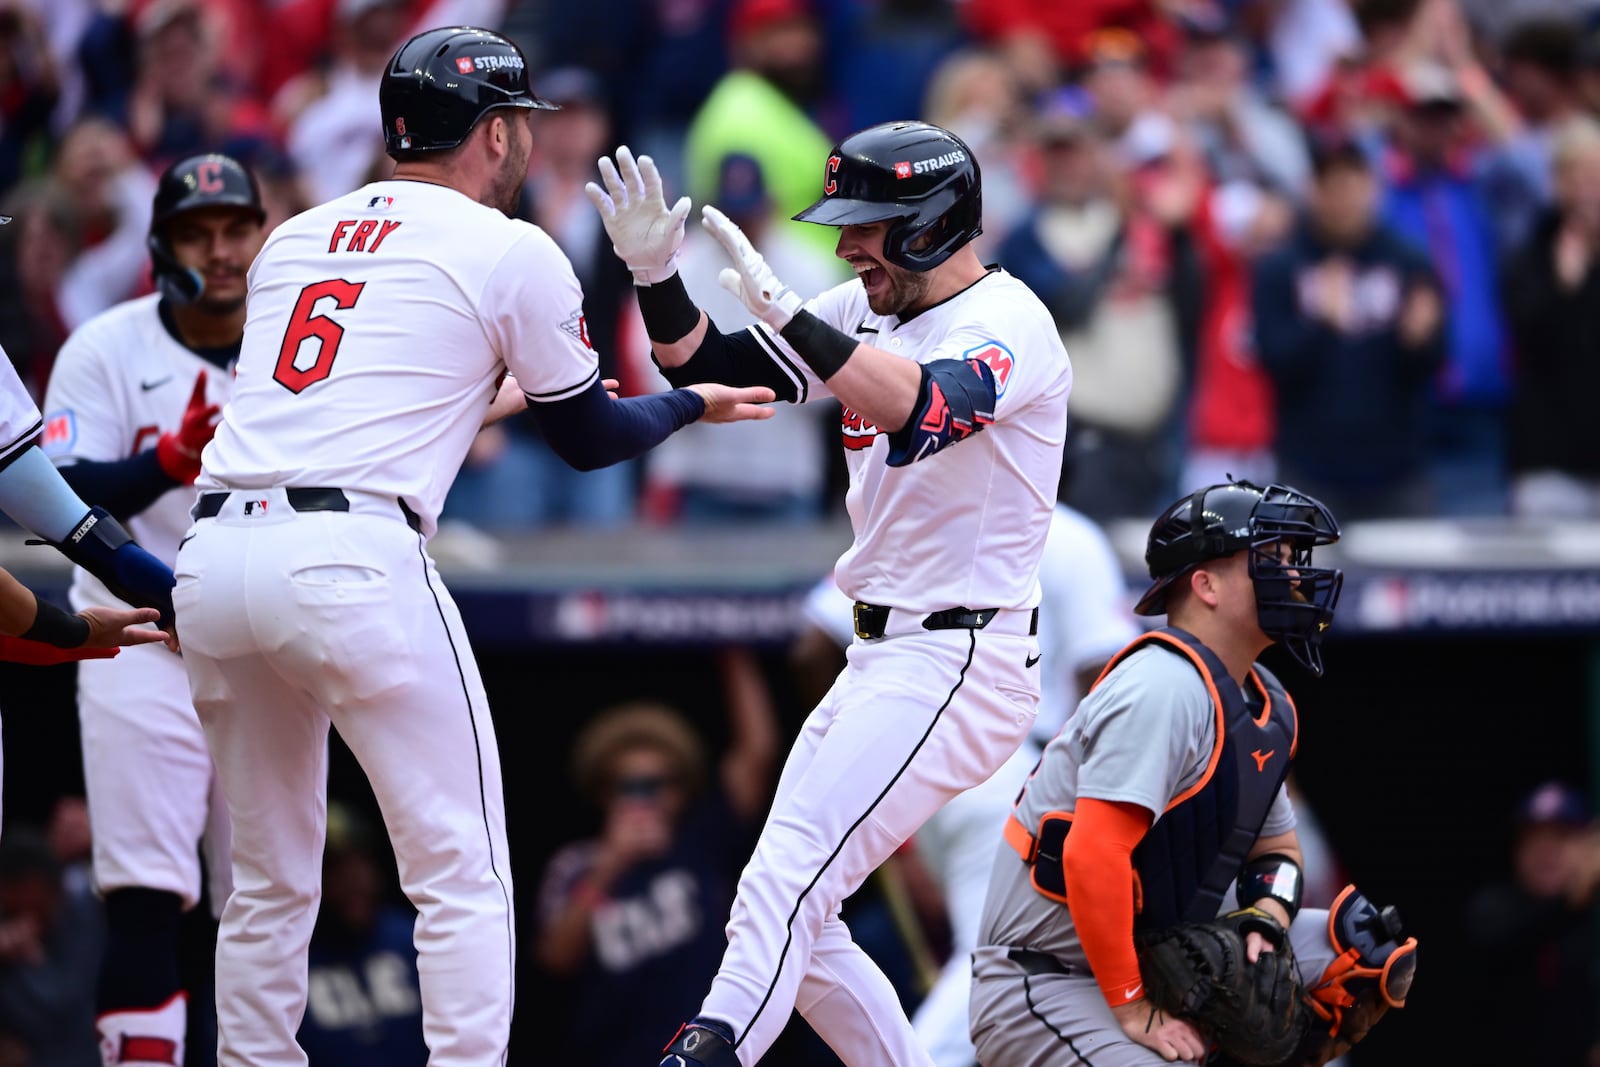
[200,179,600,536]
[0,347,42,467]
[979,647,1296,967]
[42,295,229,610]
[753,269,1071,615]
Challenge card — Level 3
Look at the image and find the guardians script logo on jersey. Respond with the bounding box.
[840,406,879,450]
[961,340,1015,398]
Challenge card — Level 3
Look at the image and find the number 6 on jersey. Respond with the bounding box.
[273,279,366,393]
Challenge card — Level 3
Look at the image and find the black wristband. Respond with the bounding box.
[635,272,702,344]
[22,597,90,649]
[779,310,858,381]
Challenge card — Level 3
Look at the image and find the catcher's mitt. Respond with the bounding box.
[1135,907,1312,1067]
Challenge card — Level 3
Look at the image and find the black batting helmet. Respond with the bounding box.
[148,153,265,306]
[1135,480,1344,676]
[793,120,982,271]
[379,26,556,159]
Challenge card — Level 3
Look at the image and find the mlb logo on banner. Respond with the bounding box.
[894,161,912,179]
[456,57,475,74]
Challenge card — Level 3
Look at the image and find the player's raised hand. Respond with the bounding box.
[585,146,691,286]
[685,383,777,425]
[156,370,221,485]
[702,204,804,331]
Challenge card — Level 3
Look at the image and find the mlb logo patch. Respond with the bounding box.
[41,410,75,454]
[961,341,1017,398]
[456,57,476,74]
[894,161,912,179]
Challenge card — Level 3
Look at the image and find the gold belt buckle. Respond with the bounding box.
[853,602,871,640]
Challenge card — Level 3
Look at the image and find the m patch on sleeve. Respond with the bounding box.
[41,410,75,455]
[961,340,1015,398]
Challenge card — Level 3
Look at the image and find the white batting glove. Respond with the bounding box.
[701,204,804,332]
[584,146,691,286]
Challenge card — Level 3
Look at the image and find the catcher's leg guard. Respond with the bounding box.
[661,1018,740,1067]
[1297,885,1417,1066]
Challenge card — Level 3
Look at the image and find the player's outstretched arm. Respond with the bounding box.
[700,206,927,434]
[0,567,167,663]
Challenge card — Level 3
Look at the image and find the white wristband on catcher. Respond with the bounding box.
[584,146,691,287]
[702,204,803,331]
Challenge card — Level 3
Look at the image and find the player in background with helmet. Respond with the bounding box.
[588,120,1071,1067]
[41,152,269,1067]
[968,480,1415,1067]
[171,28,774,1067]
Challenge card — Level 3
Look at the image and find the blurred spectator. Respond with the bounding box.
[1496,20,1587,223]
[0,828,104,1067]
[1503,116,1600,518]
[1264,0,1365,111]
[643,152,838,523]
[1081,27,1168,164]
[1179,178,1294,492]
[958,0,1179,93]
[281,0,412,205]
[123,0,271,169]
[442,66,640,530]
[49,117,157,331]
[920,46,1033,259]
[0,3,59,197]
[1380,59,1515,515]
[1465,780,1600,1067]
[1168,7,1311,199]
[999,89,1199,522]
[1252,139,1446,519]
[685,0,841,259]
[44,797,91,898]
[832,0,965,134]
[296,803,426,1067]
[535,650,778,1067]
[251,149,315,234]
[0,179,79,399]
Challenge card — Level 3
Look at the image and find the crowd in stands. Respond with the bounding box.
[0,0,1596,529]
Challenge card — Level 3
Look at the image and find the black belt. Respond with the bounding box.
[195,488,422,533]
[852,602,1039,641]
[1007,947,1072,977]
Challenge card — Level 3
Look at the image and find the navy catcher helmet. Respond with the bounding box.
[1135,480,1343,675]
[148,153,265,306]
[793,120,982,271]
[380,26,556,159]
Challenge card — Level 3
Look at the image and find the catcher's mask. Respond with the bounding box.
[1136,480,1343,676]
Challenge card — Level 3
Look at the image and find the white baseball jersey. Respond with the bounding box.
[802,503,1136,743]
[200,179,600,536]
[42,294,229,607]
[0,347,42,466]
[755,270,1071,614]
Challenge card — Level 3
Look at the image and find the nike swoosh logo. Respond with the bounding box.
[855,318,878,335]
[1124,985,1142,1000]
[1025,653,1041,668]
[140,376,173,391]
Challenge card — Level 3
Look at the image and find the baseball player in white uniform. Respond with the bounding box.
[800,497,1140,1067]
[170,28,773,1067]
[41,152,268,1066]
[0,339,177,829]
[587,120,1071,1067]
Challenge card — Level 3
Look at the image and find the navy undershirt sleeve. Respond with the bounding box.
[526,377,705,472]
[54,450,179,523]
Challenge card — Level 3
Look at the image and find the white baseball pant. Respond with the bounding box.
[78,640,231,911]
[699,622,1040,1067]
[173,488,514,1067]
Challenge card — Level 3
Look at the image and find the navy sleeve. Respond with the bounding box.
[653,317,800,402]
[54,450,180,523]
[526,377,705,472]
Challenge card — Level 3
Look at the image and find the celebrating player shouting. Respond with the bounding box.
[171,27,771,1067]
[587,122,1072,1067]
